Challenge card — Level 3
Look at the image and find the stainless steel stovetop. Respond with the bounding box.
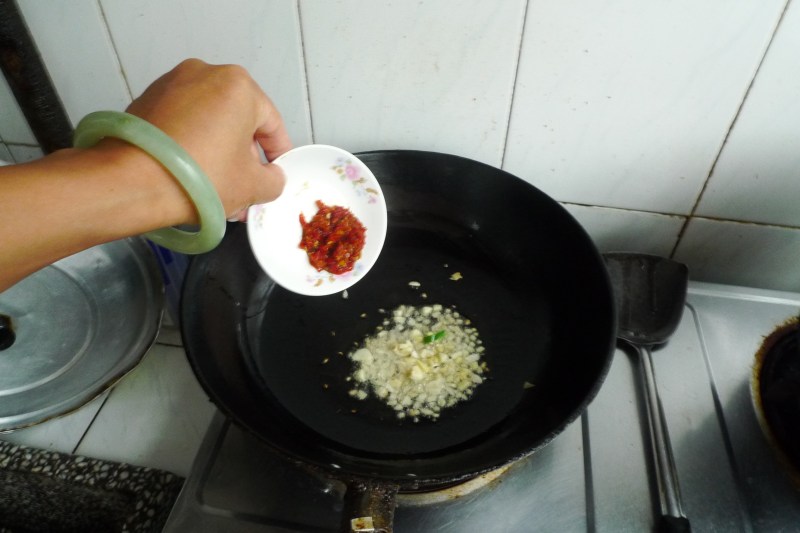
[164,282,800,532]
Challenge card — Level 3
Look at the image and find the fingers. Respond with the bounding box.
[231,162,286,222]
[249,81,292,162]
[259,162,287,202]
[126,58,292,225]
[256,119,293,162]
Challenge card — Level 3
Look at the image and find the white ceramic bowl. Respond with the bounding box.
[247,144,387,296]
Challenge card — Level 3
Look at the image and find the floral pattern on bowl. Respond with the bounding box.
[332,158,381,204]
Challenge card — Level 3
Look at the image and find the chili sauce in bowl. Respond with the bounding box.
[247,144,387,296]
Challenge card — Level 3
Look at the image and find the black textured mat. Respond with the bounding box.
[0,441,184,533]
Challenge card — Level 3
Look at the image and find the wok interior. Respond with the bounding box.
[181,150,615,484]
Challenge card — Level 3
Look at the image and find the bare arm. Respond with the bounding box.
[0,59,291,292]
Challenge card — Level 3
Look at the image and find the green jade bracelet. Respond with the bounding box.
[73,111,226,254]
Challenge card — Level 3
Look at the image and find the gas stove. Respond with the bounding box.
[164,281,800,532]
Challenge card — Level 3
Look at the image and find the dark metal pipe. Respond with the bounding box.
[0,0,72,153]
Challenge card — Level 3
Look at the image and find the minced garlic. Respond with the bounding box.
[347,304,488,422]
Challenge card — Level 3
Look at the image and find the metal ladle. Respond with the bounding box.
[603,252,691,533]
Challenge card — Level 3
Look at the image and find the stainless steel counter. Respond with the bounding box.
[165,282,800,532]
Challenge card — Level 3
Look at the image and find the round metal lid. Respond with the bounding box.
[0,237,164,430]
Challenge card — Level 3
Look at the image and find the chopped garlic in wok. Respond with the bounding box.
[347,304,488,422]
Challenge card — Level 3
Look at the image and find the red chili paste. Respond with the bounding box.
[299,200,366,275]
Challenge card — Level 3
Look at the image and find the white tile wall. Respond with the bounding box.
[0,330,215,477]
[0,393,109,455]
[675,217,800,291]
[75,342,216,477]
[99,0,312,146]
[0,73,36,145]
[16,0,131,127]
[0,142,13,163]
[299,0,526,167]
[695,0,800,227]
[504,0,786,214]
[563,204,684,257]
[6,144,43,163]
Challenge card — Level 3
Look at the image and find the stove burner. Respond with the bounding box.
[293,455,512,504]
[753,317,800,475]
[396,464,511,506]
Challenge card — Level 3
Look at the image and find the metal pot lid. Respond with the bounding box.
[0,237,164,431]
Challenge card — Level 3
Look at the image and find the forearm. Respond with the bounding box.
[0,140,194,291]
[0,59,290,292]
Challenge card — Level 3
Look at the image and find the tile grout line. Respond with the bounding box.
[669,0,794,258]
[563,199,800,232]
[68,342,180,455]
[581,412,597,533]
[3,141,39,148]
[295,0,315,144]
[70,392,114,455]
[499,0,531,170]
[561,200,686,219]
[96,0,134,102]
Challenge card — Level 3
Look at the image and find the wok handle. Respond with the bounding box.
[637,344,691,532]
[341,478,400,533]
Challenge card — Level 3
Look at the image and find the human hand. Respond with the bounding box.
[125,58,292,222]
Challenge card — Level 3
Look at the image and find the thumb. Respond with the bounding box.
[232,162,286,223]
[256,161,287,204]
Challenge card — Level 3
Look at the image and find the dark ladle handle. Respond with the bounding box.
[659,515,692,533]
[341,478,400,533]
[637,344,691,532]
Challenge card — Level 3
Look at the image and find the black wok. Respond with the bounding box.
[180,150,616,531]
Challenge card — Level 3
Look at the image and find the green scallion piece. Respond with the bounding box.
[423,330,446,344]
